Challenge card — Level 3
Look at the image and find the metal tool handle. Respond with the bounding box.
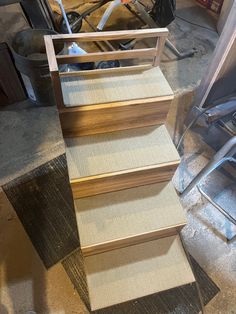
[56,0,72,34]
[56,0,86,55]
[97,0,123,31]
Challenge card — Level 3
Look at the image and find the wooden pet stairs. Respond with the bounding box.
[45,29,196,311]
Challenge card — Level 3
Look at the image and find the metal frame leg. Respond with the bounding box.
[181,136,236,242]
[181,136,236,197]
[197,183,236,229]
[197,173,236,243]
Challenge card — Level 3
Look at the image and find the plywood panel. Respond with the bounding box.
[196,3,236,108]
[217,0,235,33]
[75,182,186,256]
[61,67,173,107]
[84,235,195,311]
[205,37,236,104]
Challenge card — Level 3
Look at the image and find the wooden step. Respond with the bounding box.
[83,235,195,311]
[75,182,186,256]
[65,125,180,198]
[59,67,173,137]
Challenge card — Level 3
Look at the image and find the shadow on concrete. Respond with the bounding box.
[0,190,49,313]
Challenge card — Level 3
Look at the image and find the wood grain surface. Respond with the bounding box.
[59,64,152,77]
[51,28,168,42]
[59,96,172,137]
[44,35,58,72]
[57,48,156,64]
[70,162,179,198]
[195,5,236,108]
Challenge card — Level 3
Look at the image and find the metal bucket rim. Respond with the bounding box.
[11,28,63,63]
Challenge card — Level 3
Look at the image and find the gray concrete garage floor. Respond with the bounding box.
[174,128,236,314]
[1,1,236,313]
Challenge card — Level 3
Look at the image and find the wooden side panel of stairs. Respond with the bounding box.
[45,29,195,312]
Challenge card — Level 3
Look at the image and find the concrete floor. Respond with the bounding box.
[0,191,87,314]
[1,1,236,313]
[174,129,236,314]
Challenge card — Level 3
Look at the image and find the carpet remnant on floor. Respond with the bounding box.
[3,154,79,268]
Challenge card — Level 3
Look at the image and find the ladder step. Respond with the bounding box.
[59,67,173,136]
[61,67,173,107]
[84,235,195,311]
[65,125,180,198]
[75,182,186,256]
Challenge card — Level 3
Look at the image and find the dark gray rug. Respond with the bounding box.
[3,154,80,268]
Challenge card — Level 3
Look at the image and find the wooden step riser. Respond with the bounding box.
[81,223,185,256]
[71,161,179,199]
[59,97,172,137]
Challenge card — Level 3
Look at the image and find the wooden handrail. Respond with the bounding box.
[44,35,58,72]
[44,28,169,113]
[56,48,156,64]
[59,64,152,77]
[51,28,168,43]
